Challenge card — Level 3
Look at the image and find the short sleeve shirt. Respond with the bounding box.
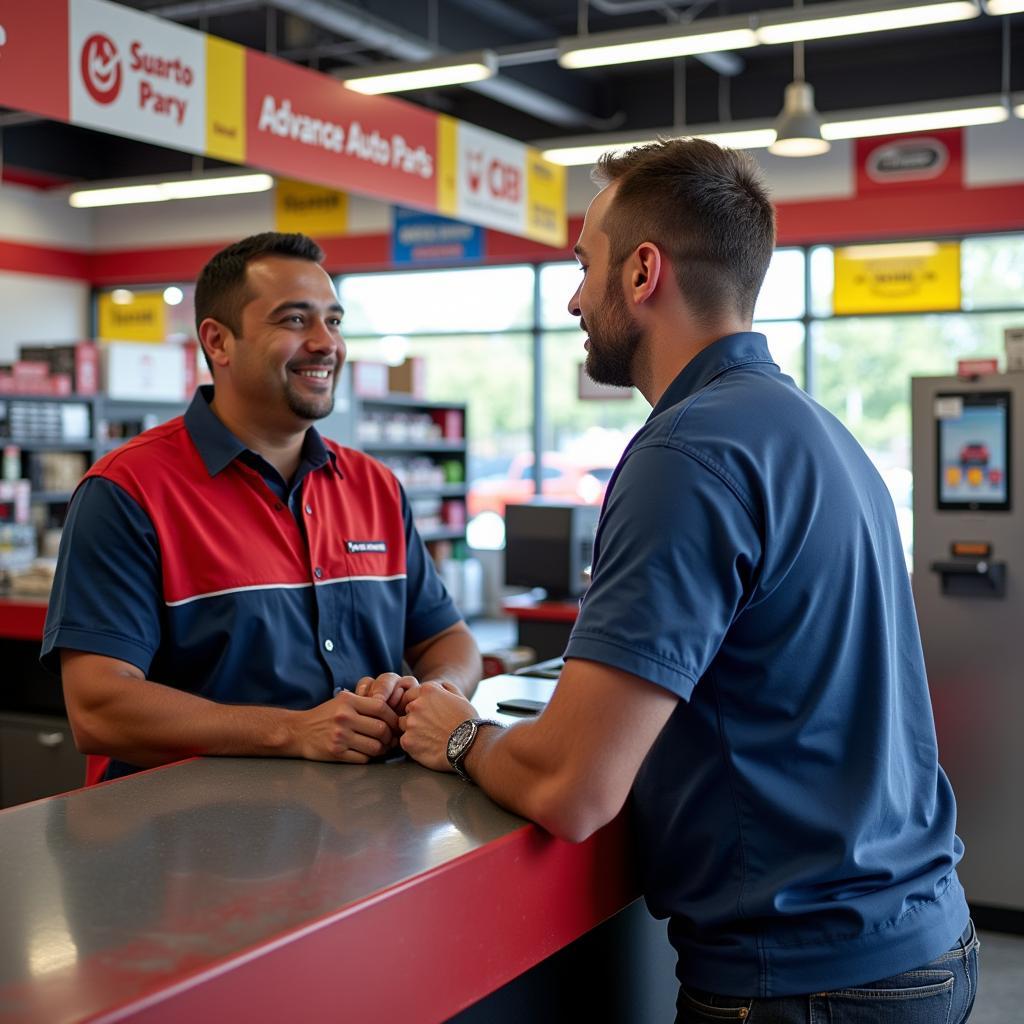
[565,333,967,996]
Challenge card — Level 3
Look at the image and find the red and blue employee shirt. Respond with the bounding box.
[42,387,461,783]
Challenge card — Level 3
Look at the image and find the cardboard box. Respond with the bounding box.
[18,342,100,395]
[103,343,188,401]
[388,357,427,397]
[350,360,390,398]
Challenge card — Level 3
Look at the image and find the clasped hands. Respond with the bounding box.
[295,672,474,767]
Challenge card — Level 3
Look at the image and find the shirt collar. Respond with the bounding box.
[649,332,776,421]
[184,385,337,479]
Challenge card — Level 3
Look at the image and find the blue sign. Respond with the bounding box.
[391,207,484,266]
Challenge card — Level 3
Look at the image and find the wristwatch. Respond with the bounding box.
[446,718,504,782]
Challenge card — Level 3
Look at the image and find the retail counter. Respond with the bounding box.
[0,674,678,1023]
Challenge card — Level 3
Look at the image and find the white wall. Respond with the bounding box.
[0,272,92,362]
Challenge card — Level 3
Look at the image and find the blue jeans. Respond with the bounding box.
[676,920,980,1023]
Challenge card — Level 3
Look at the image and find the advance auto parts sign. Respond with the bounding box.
[70,0,206,154]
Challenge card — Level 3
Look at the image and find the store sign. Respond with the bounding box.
[0,0,69,120]
[98,290,167,342]
[833,241,961,314]
[391,207,483,265]
[275,178,349,237]
[246,50,438,210]
[0,0,566,246]
[70,0,206,154]
[857,130,963,195]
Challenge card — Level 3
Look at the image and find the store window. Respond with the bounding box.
[338,267,535,550]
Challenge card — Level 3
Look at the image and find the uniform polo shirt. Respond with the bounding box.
[565,333,967,997]
[42,387,460,782]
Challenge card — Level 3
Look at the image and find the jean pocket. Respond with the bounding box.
[824,969,954,1024]
[677,986,754,1021]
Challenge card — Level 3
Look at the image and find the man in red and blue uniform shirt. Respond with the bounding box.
[42,232,481,783]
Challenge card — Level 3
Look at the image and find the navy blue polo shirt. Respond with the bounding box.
[565,333,967,997]
[42,387,460,782]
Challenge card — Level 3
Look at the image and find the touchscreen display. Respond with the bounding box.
[935,391,1011,511]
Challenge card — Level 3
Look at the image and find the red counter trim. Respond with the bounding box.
[82,816,637,1024]
[0,598,49,641]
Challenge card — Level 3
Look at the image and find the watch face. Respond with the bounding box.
[447,720,476,763]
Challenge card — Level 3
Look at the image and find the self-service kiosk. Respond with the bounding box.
[911,373,1023,916]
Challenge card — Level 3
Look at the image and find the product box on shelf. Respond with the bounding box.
[388,357,427,398]
[102,343,188,401]
[0,479,31,525]
[18,342,100,395]
[350,361,390,398]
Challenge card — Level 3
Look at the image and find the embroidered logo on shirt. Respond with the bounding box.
[346,540,388,553]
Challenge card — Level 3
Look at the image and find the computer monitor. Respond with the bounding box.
[935,390,1011,511]
[504,502,599,598]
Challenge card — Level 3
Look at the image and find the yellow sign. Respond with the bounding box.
[274,178,349,237]
[436,115,459,218]
[98,292,167,342]
[205,36,246,163]
[526,149,567,248]
[833,241,961,315]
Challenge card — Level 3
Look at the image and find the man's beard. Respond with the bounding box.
[283,360,339,421]
[582,274,643,389]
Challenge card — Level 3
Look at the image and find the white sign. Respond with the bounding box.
[455,123,526,235]
[70,0,206,154]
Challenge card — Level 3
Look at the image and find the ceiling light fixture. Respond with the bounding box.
[557,18,759,69]
[769,0,831,158]
[341,50,498,94]
[68,173,274,208]
[982,0,1024,13]
[821,96,1009,138]
[756,0,980,44]
[539,124,778,166]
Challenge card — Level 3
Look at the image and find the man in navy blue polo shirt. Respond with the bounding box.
[43,233,481,784]
[400,140,977,1021]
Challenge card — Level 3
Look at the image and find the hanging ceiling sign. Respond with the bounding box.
[275,178,349,237]
[833,241,961,314]
[245,49,438,211]
[391,207,483,265]
[0,0,69,121]
[0,0,566,247]
[97,290,167,342]
[70,0,207,155]
[856,130,963,196]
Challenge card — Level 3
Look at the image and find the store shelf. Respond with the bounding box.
[360,440,466,454]
[418,526,469,543]
[404,484,467,498]
[29,490,74,504]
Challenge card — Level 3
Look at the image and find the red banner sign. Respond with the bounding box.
[857,130,963,196]
[0,0,69,121]
[245,51,439,211]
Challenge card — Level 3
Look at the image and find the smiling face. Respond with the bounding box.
[223,255,346,428]
[568,185,645,389]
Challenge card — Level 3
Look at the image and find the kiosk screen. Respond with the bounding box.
[935,391,1011,511]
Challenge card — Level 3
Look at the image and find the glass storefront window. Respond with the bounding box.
[539,262,582,329]
[809,245,834,318]
[753,248,805,321]
[338,265,535,335]
[756,321,805,389]
[962,233,1024,310]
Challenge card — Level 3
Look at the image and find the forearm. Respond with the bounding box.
[461,721,616,843]
[66,664,299,767]
[408,627,482,698]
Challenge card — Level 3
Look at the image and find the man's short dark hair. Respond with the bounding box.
[594,138,776,325]
[194,232,325,337]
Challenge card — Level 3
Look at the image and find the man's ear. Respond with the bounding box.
[628,242,663,304]
[198,318,232,370]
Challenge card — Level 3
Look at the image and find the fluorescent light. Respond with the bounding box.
[1015,102,1024,118]
[163,286,185,306]
[558,18,758,69]
[839,242,940,259]
[110,289,134,305]
[823,101,1008,139]
[69,173,274,208]
[984,0,1024,12]
[756,0,979,44]
[342,50,497,94]
[539,124,778,166]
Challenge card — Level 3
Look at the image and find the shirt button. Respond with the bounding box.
[324,639,334,652]
[304,504,313,515]
[314,567,323,579]
[274,502,284,511]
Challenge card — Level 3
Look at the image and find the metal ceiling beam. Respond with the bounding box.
[154,0,601,128]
